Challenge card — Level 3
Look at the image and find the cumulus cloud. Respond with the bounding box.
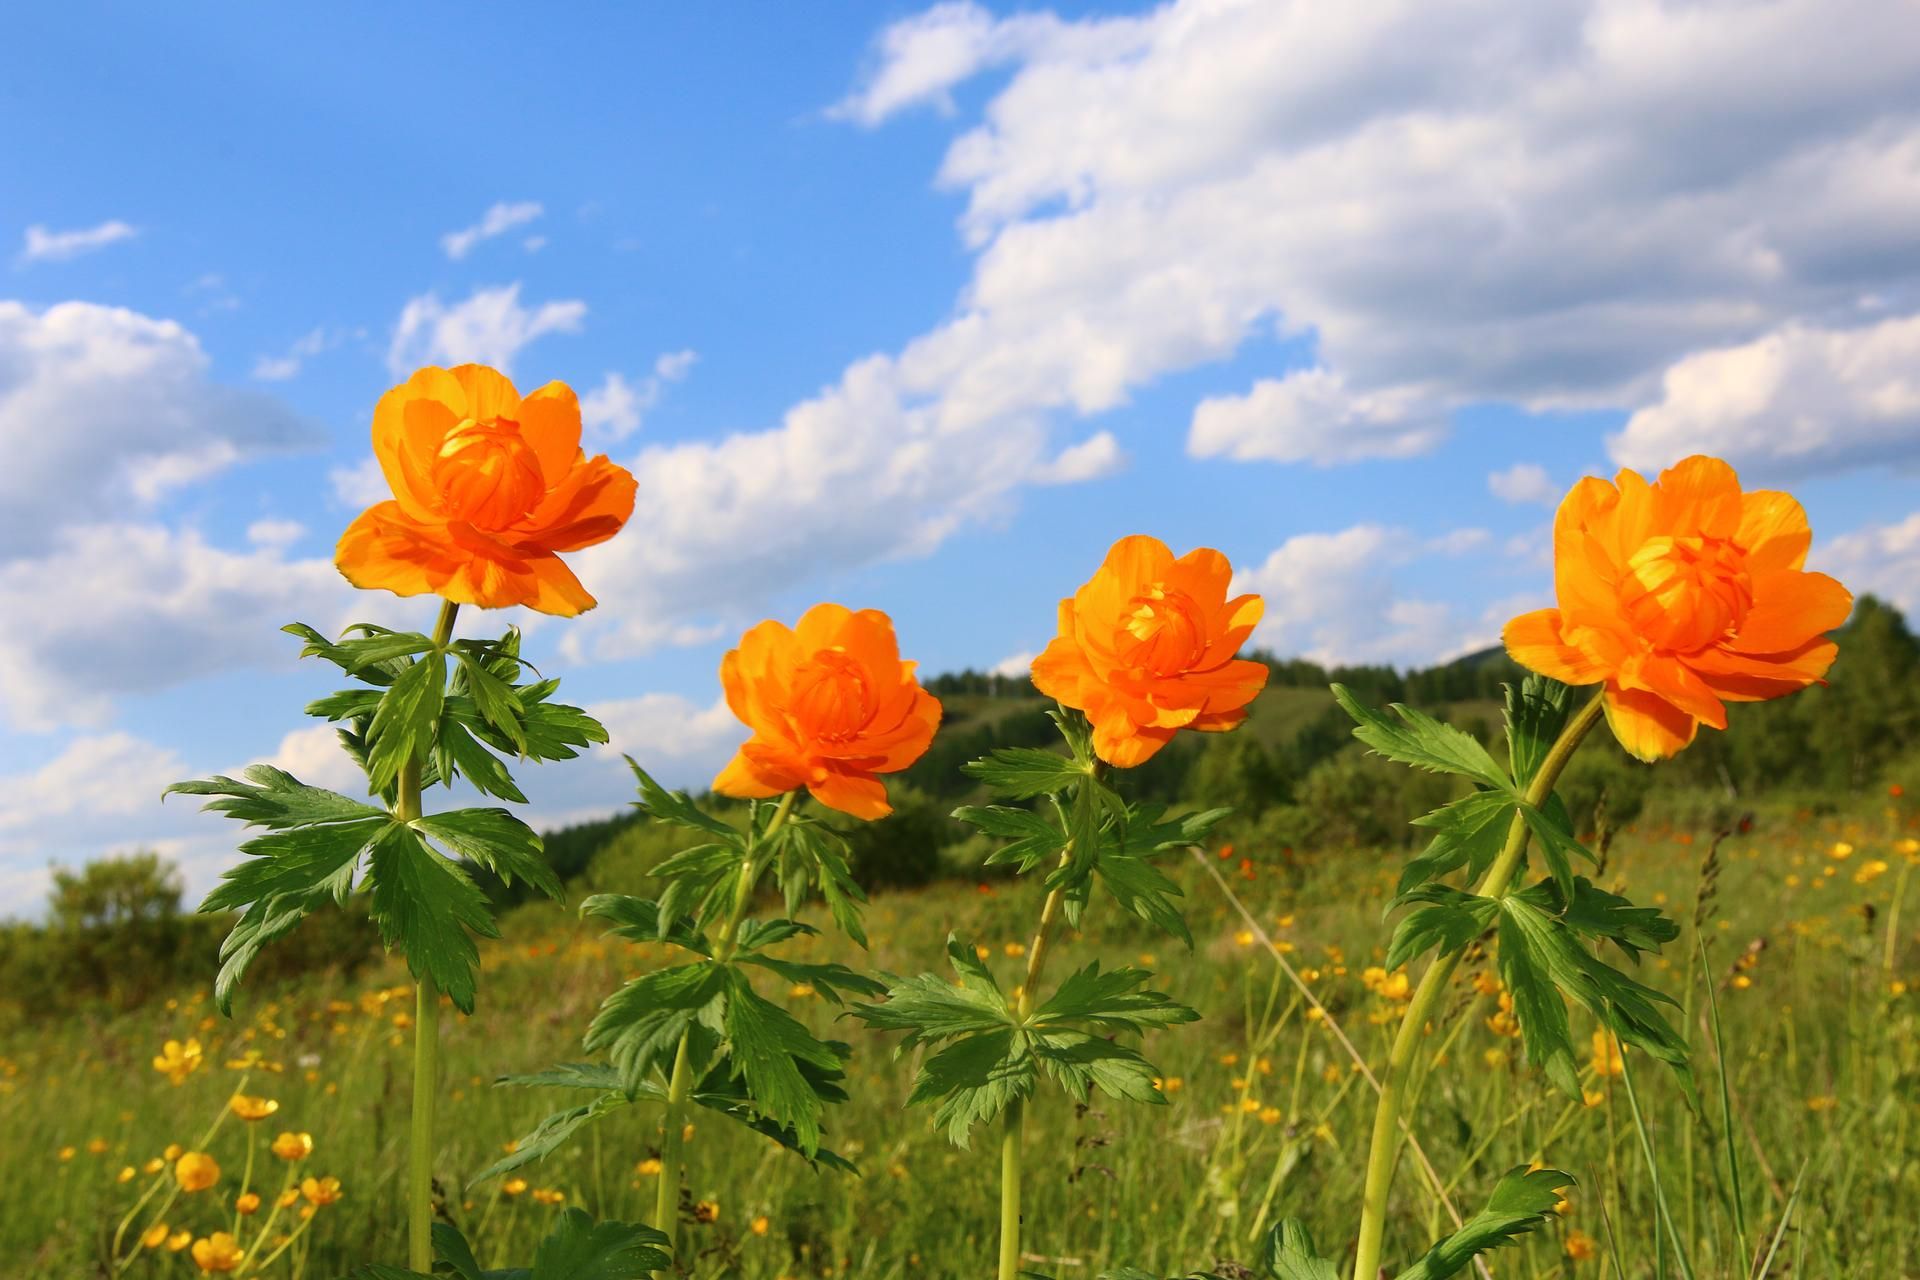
[252,326,356,381]
[1189,370,1447,464]
[441,201,545,260]
[580,349,699,444]
[1818,512,1920,615]
[1031,430,1126,484]
[0,300,320,556]
[387,284,585,376]
[1233,524,1507,667]
[1608,315,1920,474]
[18,220,138,265]
[835,0,1920,474]
[0,523,355,729]
[1488,462,1558,505]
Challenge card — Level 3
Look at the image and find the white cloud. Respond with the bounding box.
[1233,525,1496,667]
[0,300,320,556]
[580,349,699,444]
[1189,370,1447,464]
[0,732,185,848]
[990,650,1036,678]
[18,220,138,265]
[329,455,387,509]
[0,523,353,729]
[1818,512,1920,615]
[252,326,354,381]
[387,284,585,376]
[441,201,545,260]
[245,518,306,550]
[251,723,367,796]
[1031,430,1126,484]
[1609,315,1920,474]
[835,0,1920,474]
[1488,462,1558,505]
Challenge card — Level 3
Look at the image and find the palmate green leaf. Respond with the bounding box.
[585,960,730,1089]
[1331,684,1514,793]
[474,1089,635,1183]
[164,765,386,830]
[526,1207,671,1280]
[738,951,887,1005]
[626,757,736,837]
[365,648,447,792]
[772,818,870,947]
[282,621,430,686]
[962,746,1089,799]
[305,688,384,722]
[1262,1219,1342,1280]
[721,969,844,1154]
[515,680,610,762]
[1092,850,1192,946]
[1514,876,1680,960]
[414,808,561,900]
[915,1027,1037,1148]
[437,719,529,804]
[451,644,529,755]
[1393,1166,1575,1280]
[581,893,713,954]
[366,822,499,1015]
[960,805,1065,873]
[1031,962,1199,1034]
[1504,674,1575,788]
[1384,885,1499,972]
[1498,895,1694,1102]
[854,935,1014,1047]
[1399,790,1516,899]
[1031,1031,1165,1106]
[1517,798,1595,901]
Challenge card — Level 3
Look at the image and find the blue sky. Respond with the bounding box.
[4,0,1918,911]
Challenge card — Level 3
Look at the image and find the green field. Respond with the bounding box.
[7,791,1917,1279]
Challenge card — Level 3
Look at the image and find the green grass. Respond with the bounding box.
[5,801,1917,1279]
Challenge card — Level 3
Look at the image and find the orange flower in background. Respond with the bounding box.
[335,364,635,616]
[1505,456,1850,761]
[174,1151,220,1193]
[1031,535,1268,766]
[713,604,942,820]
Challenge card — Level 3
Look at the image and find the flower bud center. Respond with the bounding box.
[433,417,544,529]
[1122,585,1207,676]
[1622,535,1752,652]
[790,648,874,743]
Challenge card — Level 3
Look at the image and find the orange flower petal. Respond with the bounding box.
[1091,713,1176,767]
[1687,638,1837,701]
[370,369,462,523]
[447,363,522,422]
[808,771,892,820]
[513,455,637,553]
[1736,490,1812,575]
[713,749,788,800]
[1653,455,1743,541]
[1503,609,1610,685]
[516,381,583,485]
[1603,685,1698,762]
[1728,570,1852,654]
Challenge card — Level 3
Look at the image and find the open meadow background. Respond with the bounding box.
[4,0,1920,1277]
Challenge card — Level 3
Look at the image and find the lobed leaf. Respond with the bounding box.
[1393,1166,1575,1280]
[1331,684,1514,793]
[366,822,499,1014]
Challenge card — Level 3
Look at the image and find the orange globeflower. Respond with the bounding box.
[335,364,635,616]
[1031,535,1268,767]
[712,604,942,820]
[1505,456,1850,761]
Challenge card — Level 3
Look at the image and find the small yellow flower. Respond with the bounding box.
[142,1157,165,1174]
[117,1165,137,1183]
[532,1187,566,1205]
[1583,1089,1607,1108]
[1896,837,1920,860]
[175,1152,220,1193]
[142,1223,170,1250]
[300,1175,343,1206]
[1234,929,1255,947]
[1590,1030,1624,1078]
[1003,941,1027,958]
[192,1232,243,1273]
[503,1177,529,1196]
[167,1230,193,1253]
[694,1200,720,1224]
[1565,1229,1597,1261]
[235,1192,261,1216]
[86,1137,109,1155]
[57,1146,75,1162]
[1806,1095,1838,1113]
[636,1157,663,1176]
[751,1215,770,1236]
[1855,859,1890,885]
[1150,1076,1183,1094]
[153,1038,204,1086]
[164,1143,184,1161]
[270,1131,313,1161]
[1731,974,1753,990]
[228,1094,280,1122]
[1828,841,1855,861]
[276,1189,300,1209]
[1258,1106,1283,1125]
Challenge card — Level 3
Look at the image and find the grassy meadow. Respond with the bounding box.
[6,788,1917,1279]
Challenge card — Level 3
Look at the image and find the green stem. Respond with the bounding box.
[404,599,459,1273]
[999,1099,1026,1280]
[652,790,799,1254]
[1349,690,1606,1280]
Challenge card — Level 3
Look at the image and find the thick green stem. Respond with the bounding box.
[652,790,798,1254]
[404,599,459,1273]
[999,1099,1026,1280]
[1349,691,1605,1280]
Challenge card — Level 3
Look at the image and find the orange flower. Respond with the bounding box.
[1504,456,1850,760]
[174,1151,219,1193]
[1031,535,1267,766]
[335,364,635,616]
[713,605,941,820]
